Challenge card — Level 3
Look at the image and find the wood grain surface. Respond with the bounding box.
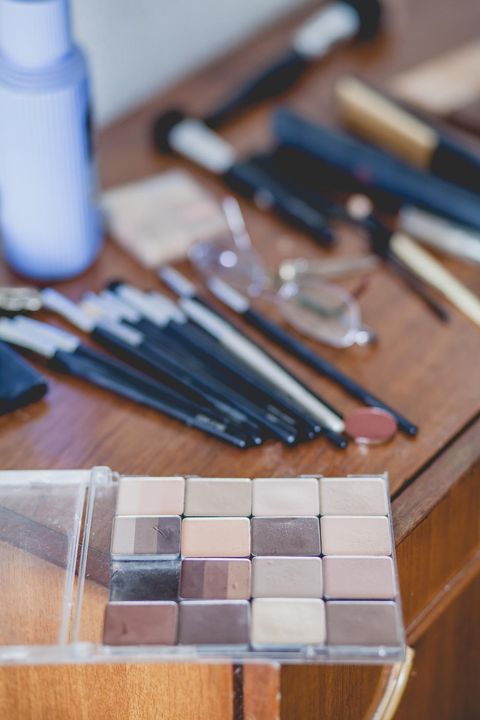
[0,0,479,718]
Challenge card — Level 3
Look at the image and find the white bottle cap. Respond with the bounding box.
[0,0,72,68]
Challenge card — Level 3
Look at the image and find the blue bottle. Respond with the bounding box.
[0,0,102,280]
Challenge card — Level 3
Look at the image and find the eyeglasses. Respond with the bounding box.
[189,197,377,349]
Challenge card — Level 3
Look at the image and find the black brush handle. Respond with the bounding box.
[51,348,252,448]
[166,321,321,439]
[224,159,334,245]
[244,306,418,437]
[432,137,480,195]
[91,327,264,442]
[205,49,308,128]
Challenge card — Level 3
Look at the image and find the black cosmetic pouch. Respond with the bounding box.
[0,341,47,415]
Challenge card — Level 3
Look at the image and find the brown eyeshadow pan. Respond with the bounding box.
[251,516,321,556]
[178,601,250,645]
[180,559,251,599]
[103,602,178,646]
[326,601,402,646]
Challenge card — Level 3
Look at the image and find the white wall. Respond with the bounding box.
[71,0,307,126]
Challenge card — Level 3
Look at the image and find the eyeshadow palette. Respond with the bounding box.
[0,468,405,665]
[102,473,405,661]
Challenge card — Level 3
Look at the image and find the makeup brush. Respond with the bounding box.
[105,284,323,441]
[158,266,349,449]
[205,0,383,128]
[40,289,266,445]
[335,75,480,195]
[207,277,418,437]
[152,111,333,245]
[98,284,315,442]
[0,317,254,448]
[78,290,304,445]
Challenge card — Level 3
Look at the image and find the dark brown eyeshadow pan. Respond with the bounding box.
[251,516,321,556]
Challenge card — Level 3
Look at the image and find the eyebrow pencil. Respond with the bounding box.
[105,284,322,441]
[274,108,480,232]
[335,75,480,195]
[207,277,418,437]
[0,317,254,448]
[158,267,348,448]
[152,111,333,245]
[205,0,383,128]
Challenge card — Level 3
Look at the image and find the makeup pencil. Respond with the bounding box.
[207,277,418,437]
[158,267,348,448]
[335,75,480,195]
[0,317,254,448]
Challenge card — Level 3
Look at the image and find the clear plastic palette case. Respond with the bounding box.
[0,467,405,665]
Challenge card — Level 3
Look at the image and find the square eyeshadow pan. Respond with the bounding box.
[116,476,185,516]
[252,477,319,516]
[111,515,181,558]
[184,477,251,516]
[251,516,321,556]
[180,558,251,600]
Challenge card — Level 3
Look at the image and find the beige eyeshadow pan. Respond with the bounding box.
[116,476,185,516]
[319,477,388,516]
[184,477,251,517]
[252,477,319,516]
[323,556,396,599]
[251,599,326,647]
[321,516,391,556]
[181,517,251,557]
[252,557,322,598]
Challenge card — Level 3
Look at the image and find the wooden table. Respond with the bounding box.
[0,0,479,717]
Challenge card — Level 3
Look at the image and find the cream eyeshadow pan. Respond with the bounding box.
[103,474,405,658]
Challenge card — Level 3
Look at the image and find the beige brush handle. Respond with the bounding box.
[391,233,480,326]
[334,75,437,169]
